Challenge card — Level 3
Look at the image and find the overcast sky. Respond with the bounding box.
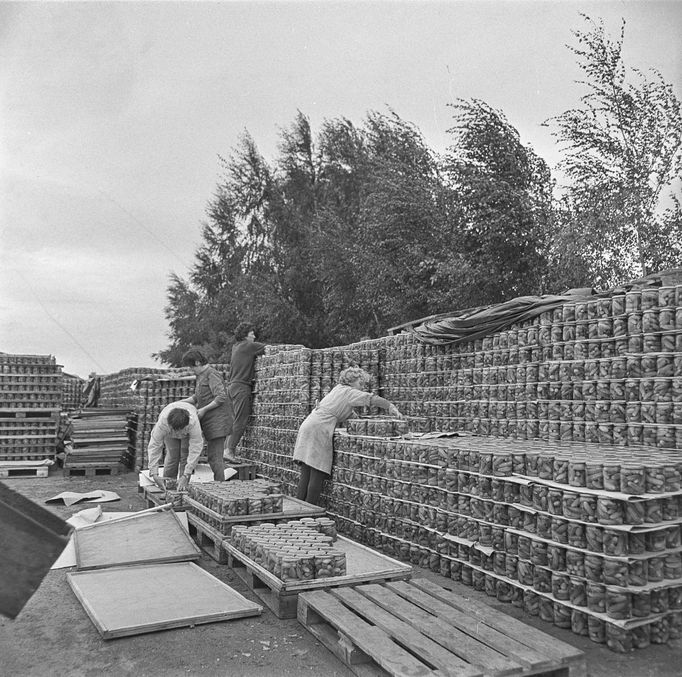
[1,1,680,378]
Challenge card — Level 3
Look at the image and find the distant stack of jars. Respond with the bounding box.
[0,353,61,461]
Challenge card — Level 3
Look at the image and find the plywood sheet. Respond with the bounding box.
[68,561,262,638]
[53,511,190,569]
[74,509,200,570]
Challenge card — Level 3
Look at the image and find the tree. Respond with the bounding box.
[546,14,682,285]
[438,99,553,305]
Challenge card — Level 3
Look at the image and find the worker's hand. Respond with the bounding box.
[152,475,166,490]
[197,407,206,420]
[177,474,190,492]
[389,404,403,419]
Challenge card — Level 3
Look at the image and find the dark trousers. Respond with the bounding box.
[206,437,225,481]
[296,463,326,506]
[226,383,252,454]
[163,437,189,480]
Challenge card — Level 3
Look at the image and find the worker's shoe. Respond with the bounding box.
[223,452,239,463]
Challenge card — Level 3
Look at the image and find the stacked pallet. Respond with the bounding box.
[64,409,136,476]
[0,353,61,465]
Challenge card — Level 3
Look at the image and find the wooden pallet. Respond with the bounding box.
[297,578,586,677]
[187,512,229,563]
[0,462,50,478]
[223,537,413,619]
[63,463,125,477]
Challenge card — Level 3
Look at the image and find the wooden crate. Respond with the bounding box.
[184,494,326,535]
[223,536,413,619]
[298,578,587,677]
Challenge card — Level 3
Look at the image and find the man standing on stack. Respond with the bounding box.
[224,322,266,462]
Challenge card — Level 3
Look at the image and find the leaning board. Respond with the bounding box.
[68,561,262,639]
[74,509,200,570]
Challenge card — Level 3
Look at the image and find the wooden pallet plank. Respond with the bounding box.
[186,512,228,563]
[384,580,553,671]
[63,464,124,477]
[354,584,519,676]
[0,465,49,478]
[298,589,440,677]
[408,579,585,668]
[330,587,482,677]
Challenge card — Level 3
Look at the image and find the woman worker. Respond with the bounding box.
[181,348,229,481]
[293,366,402,505]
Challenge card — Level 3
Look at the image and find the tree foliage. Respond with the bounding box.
[157,16,681,364]
[545,14,682,286]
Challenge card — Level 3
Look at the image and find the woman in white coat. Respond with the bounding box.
[293,366,402,505]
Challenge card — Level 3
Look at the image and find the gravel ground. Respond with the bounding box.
[1,469,680,676]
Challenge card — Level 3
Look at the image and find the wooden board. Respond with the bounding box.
[67,561,262,639]
[187,512,229,563]
[184,494,326,534]
[223,536,412,619]
[0,483,71,618]
[298,578,587,677]
[74,509,200,570]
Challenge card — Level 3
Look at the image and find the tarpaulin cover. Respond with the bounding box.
[410,292,594,345]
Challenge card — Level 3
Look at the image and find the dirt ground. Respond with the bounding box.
[1,469,681,677]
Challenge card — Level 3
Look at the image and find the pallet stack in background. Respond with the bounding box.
[0,353,62,462]
[238,282,682,652]
[64,408,137,475]
[95,365,231,471]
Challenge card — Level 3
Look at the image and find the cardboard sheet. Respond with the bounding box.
[45,490,120,506]
[138,463,235,487]
[68,561,262,638]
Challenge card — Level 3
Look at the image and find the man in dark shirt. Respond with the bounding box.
[224,322,266,462]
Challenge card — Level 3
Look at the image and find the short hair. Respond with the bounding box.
[339,366,370,387]
[181,348,208,367]
[234,322,256,342]
[167,407,190,430]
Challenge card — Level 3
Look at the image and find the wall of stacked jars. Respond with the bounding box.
[252,346,313,426]
[380,286,682,450]
[323,433,682,651]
